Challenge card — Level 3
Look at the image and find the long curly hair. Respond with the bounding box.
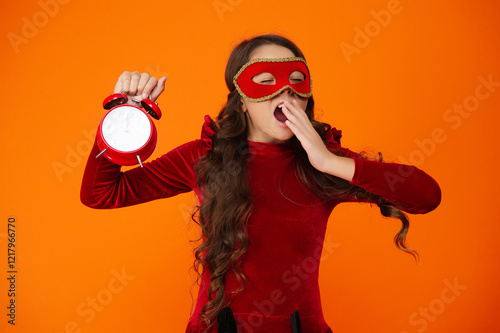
[190,34,418,332]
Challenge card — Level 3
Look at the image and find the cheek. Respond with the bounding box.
[246,104,270,122]
[298,99,309,111]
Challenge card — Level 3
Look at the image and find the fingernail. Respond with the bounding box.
[142,92,148,98]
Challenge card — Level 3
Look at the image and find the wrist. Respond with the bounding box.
[322,153,355,182]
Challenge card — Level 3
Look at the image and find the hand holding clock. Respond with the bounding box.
[113,71,167,106]
[96,71,167,167]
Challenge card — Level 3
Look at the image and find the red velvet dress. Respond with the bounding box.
[81,115,441,333]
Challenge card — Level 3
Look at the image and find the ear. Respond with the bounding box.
[240,97,247,112]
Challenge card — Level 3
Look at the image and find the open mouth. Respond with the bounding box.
[273,103,287,122]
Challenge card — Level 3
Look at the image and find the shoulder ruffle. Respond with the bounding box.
[200,115,217,149]
[325,126,343,146]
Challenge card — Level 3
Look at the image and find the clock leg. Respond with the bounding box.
[95,148,107,158]
[136,155,144,168]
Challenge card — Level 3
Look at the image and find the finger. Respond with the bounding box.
[141,77,159,99]
[284,108,318,147]
[116,71,131,94]
[128,71,141,96]
[113,76,123,94]
[149,76,167,101]
[137,73,152,96]
[284,119,304,142]
[283,101,313,132]
[285,100,308,122]
[282,103,303,127]
[285,115,320,153]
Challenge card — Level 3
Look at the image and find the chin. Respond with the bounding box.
[272,130,294,142]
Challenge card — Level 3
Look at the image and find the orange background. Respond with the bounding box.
[1,0,499,332]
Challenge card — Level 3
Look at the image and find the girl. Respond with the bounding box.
[81,34,441,333]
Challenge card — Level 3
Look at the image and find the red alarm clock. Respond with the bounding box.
[95,93,162,167]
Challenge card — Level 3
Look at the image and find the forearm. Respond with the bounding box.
[80,114,215,210]
[347,156,441,214]
[319,146,441,214]
[321,153,356,182]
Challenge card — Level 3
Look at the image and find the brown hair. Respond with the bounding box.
[190,34,418,332]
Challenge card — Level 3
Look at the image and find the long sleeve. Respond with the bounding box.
[80,115,216,209]
[325,127,442,214]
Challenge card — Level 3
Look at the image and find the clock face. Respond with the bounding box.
[101,106,152,152]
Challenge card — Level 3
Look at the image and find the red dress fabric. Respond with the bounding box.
[81,115,441,333]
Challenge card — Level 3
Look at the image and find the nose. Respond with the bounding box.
[280,87,294,96]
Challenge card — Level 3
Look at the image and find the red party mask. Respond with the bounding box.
[233,57,312,102]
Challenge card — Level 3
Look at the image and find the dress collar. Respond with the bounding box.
[246,140,295,157]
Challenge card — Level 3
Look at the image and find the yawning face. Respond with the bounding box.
[240,44,310,144]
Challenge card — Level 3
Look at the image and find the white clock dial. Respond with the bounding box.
[102,106,152,152]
